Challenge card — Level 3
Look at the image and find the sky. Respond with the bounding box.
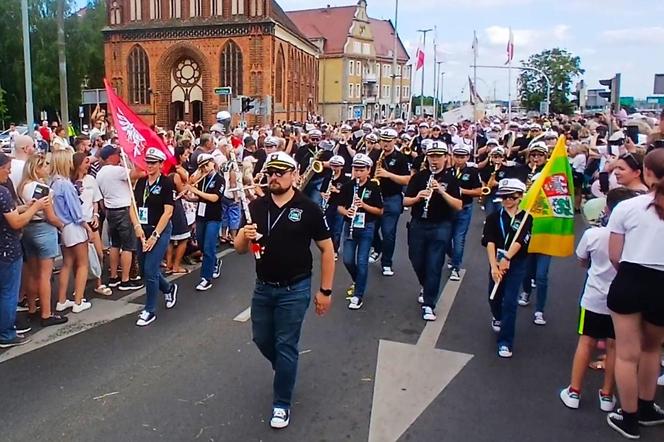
[78,0,664,102]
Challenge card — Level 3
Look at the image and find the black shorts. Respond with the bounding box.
[608,262,664,327]
[572,171,584,189]
[106,207,136,252]
[578,308,615,340]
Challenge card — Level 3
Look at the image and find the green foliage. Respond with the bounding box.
[517,48,584,115]
[0,0,106,125]
[0,86,8,129]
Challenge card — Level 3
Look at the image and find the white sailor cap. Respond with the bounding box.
[380,128,398,141]
[197,153,215,167]
[486,138,500,146]
[265,151,297,170]
[263,136,279,147]
[426,140,449,155]
[530,123,542,130]
[340,124,352,132]
[329,155,346,167]
[394,118,405,125]
[418,122,430,129]
[496,178,526,196]
[490,146,506,157]
[145,147,167,162]
[308,129,322,139]
[489,124,502,132]
[406,125,417,133]
[400,133,412,141]
[362,123,374,130]
[529,141,549,154]
[365,133,378,143]
[452,145,471,156]
[352,153,373,168]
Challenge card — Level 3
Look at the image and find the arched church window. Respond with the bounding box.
[220,41,243,96]
[128,46,150,104]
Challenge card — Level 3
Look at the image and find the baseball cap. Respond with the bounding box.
[145,147,167,162]
[352,153,373,168]
[496,178,526,196]
[329,155,346,167]
[100,145,120,160]
[265,151,297,171]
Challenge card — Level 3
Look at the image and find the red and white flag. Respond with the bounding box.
[103,79,176,173]
[505,27,514,65]
[415,45,425,71]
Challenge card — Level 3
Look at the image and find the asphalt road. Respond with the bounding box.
[1,207,663,442]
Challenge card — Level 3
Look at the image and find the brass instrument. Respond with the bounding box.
[401,145,412,156]
[480,164,500,198]
[371,150,385,185]
[297,149,325,190]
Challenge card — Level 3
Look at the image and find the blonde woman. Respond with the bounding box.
[17,155,67,327]
[50,151,92,313]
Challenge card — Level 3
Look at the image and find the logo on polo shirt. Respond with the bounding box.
[152,185,162,195]
[288,208,303,222]
[462,174,470,181]
[389,159,396,167]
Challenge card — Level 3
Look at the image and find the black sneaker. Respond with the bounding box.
[130,275,142,282]
[607,410,640,439]
[165,284,178,309]
[118,279,144,291]
[0,334,31,348]
[40,315,69,327]
[14,315,31,334]
[16,299,29,312]
[638,402,664,426]
[108,277,121,288]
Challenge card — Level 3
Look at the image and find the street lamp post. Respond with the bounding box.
[21,0,34,134]
[417,28,433,116]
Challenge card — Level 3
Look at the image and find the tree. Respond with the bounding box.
[0,86,8,129]
[518,48,584,115]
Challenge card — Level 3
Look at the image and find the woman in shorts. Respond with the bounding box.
[606,148,664,439]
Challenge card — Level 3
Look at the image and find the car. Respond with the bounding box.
[0,125,29,154]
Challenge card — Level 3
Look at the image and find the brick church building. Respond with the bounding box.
[103,0,319,128]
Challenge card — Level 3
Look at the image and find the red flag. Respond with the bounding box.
[415,46,425,71]
[103,79,175,173]
[505,28,514,65]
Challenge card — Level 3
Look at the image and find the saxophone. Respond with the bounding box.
[371,150,385,185]
[297,148,325,190]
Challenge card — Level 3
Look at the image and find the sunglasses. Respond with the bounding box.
[502,194,521,200]
[266,168,290,177]
[146,161,160,165]
[619,153,641,170]
[310,138,321,142]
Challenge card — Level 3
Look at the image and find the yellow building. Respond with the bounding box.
[288,1,411,123]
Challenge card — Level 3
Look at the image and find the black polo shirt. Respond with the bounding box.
[321,174,351,207]
[446,165,482,206]
[196,172,225,222]
[405,169,460,223]
[294,144,333,177]
[481,209,533,261]
[249,190,330,282]
[335,141,354,175]
[252,149,267,176]
[377,149,410,197]
[507,163,544,185]
[479,165,511,194]
[338,179,383,223]
[134,174,174,228]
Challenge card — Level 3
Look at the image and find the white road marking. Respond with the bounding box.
[233,307,251,323]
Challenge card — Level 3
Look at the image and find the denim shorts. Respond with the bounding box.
[222,197,241,230]
[22,221,60,259]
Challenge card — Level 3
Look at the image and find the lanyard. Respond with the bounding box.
[142,176,161,205]
[499,208,517,243]
[267,204,289,237]
[454,167,463,180]
[202,173,216,193]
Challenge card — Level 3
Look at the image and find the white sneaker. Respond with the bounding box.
[518,292,530,306]
[530,278,536,289]
[136,310,156,327]
[55,299,75,312]
[422,306,436,321]
[382,266,394,276]
[196,278,212,291]
[368,251,380,263]
[657,373,664,387]
[270,407,290,429]
[498,345,512,358]
[417,288,423,305]
[534,311,546,326]
[559,387,580,409]
[348,296,363,310]
[599,390,616,412]
[212,258,222,279]
[72,301,92,313]
[491,318,501,333]
[449,269,461,281]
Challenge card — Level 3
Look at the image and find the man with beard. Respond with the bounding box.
[234,151,334,430]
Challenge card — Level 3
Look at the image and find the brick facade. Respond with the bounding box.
[104,0,319,129]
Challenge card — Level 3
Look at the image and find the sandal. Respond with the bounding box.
[94,285,113,296]
[172,268,190,275]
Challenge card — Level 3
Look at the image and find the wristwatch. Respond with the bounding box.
[319,288,332,296]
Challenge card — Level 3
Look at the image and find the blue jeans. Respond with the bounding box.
[408,219,452,309]
[196,219,221,281]
[304,177,323,206]
[342,221,375,299]
[372,194,403,267]
[522,254,552,312]
[488,258,528,349]
[251,277,311,409]
[448,204,473,270]
[325,206,344,253]
[0,258,22,341]
[484,196,501,217]
[138,223,173,314]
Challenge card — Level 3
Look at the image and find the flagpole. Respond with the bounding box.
[507,27,513,121]
[433,26,437,119]
[417,28,432,116]
[472,30,478,160]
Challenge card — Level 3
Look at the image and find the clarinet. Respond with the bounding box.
[348,179,360,239]
[422,173,435,219]
[321,176,335,213]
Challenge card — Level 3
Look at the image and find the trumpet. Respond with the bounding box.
[371,150,385,185]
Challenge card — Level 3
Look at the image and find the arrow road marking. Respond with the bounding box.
[233,307,251,322]
[368,270,474,442]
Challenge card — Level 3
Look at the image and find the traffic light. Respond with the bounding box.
[241,96,253,113]
[572,80,585,109]
[598,74,621,112]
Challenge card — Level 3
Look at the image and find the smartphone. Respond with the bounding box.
[625,125,639,144]
[32,183,50,200]
[599,172,610,193]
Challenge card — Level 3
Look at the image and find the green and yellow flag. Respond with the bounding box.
[520,136,575,256]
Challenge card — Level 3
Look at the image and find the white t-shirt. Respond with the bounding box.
[607,193,664,270]
[576,227,615,315]
[76,175,103,222]
[571,154,587,174]
[96,165,132,209]
[20,181,46,221]
[10,159,25,192]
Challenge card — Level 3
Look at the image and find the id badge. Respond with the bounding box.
[197,202,207,217]
[138,207,148,225]
[352,212,366,229]
[496,248,508,261]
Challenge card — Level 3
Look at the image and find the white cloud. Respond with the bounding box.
[601,27,664,45]
[483,25,571,49]
[552,25,570,41]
